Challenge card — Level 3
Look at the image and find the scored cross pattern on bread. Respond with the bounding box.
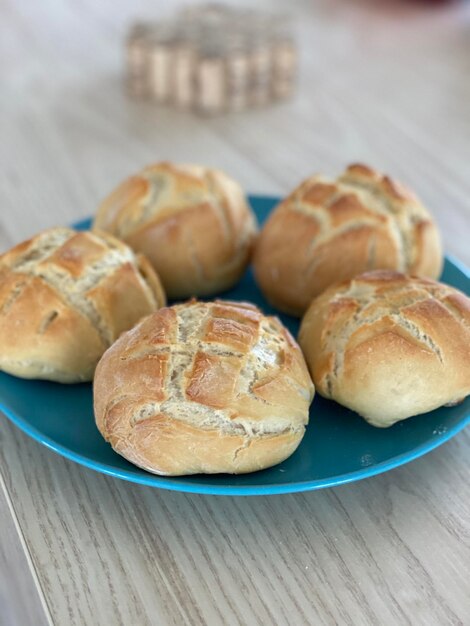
[93,162,258,298]
[94,300,314,475]
[254,164,443,316]
[299,271,470,427]
[0,228,165,382]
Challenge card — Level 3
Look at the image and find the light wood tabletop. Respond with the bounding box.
[1,1,469,624]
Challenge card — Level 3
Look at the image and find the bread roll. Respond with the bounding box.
[0,228,165,383]
[93,162,258,299]
[254,164,443,316]
[299,271,470,427]
[94,300,314,475]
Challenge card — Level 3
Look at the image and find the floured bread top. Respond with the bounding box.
[299,270,470,426]
[93,162,258,299]
[94,162,255,240]
[0,227,165,381]
[95,300,314,438]
[254,163,443,315]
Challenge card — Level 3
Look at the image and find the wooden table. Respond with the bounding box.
[1,1,469,624]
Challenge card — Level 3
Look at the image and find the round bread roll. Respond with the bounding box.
[254,164,443,316]
[299,270,470,427]
[93,162,258,299]
[94,300,314,475]
[0,227,165,383]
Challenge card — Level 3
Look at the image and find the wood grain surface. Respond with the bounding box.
[0,473,51,626]
[1,0,469,624]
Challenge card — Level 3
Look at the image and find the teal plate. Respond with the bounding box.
[1,195,469,495]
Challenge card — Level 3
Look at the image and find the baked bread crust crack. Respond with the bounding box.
[94,300,314,475]
[254,164,443,316]
[0,227,166,382]
[299,270,470,427]
[93,162,259,299]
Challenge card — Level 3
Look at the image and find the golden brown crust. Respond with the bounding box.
[0,228,166,383]
[253,164,443,316]
[93,162,258,298]
[298,271,470,427]
[94,300,314,475]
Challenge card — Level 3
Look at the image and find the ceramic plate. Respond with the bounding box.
[1,195,469,495]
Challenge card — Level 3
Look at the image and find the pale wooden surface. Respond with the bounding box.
[1,0,470,624]
[0,472,51,626]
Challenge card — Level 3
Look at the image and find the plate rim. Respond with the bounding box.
[1,195,469,495]
[2,398,469,495]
